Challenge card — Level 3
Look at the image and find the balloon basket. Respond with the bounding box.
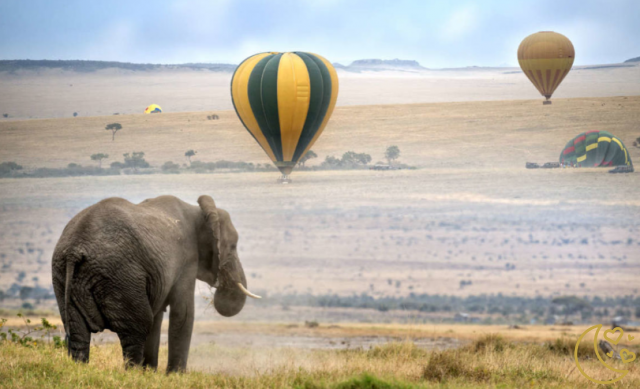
[543,100,552,105]
[277,175,292,184]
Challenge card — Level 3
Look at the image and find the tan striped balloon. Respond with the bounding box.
[518,31,574,103]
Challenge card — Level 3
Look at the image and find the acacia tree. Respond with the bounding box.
[185,150,197,165]
[105,123,123,141]
[297,150,317,167]
[90,153,109,168]
[385,145,400,166]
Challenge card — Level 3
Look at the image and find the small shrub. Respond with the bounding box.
[468,334,510,353]
[334,374,413,389]
[305,320,319,328]
[21,302,34,310]
[162,161,181,174]
[423,349,491,382]
[0,315,62,348]
[367,342,428,360]
[545,337,591,359]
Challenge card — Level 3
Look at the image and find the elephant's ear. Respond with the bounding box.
[197,195,221,281]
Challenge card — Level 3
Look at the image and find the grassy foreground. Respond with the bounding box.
[1,335,639,388]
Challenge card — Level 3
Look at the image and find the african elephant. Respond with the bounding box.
[51,195,260,372]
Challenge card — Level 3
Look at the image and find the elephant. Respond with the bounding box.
[51,195,261,372]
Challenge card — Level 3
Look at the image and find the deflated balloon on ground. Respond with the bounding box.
[560,130,632,168]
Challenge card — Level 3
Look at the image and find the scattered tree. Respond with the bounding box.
[73,112,78,117]
[385,145,400,165]
[185,150,197,165]
[342,151,372,166]
[90,153,109,168]
[19,286,34,301]
[552,296,591,322]
[111,152,149,171]
[162,161,181,174]
[0,162,23,176]
[105,123,123,141]
[634,137,640,148]
[123,152,149,170]
[2,114,8,118]
[297,150,317,167]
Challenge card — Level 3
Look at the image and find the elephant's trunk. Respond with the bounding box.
[213,260,249,317]
[198,195,260,317]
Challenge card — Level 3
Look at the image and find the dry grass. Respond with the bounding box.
[1,96,639,169]
[1,335,639,388]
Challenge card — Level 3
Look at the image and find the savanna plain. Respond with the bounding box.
[0,68,639,388]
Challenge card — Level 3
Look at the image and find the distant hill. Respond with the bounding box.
[345,58,426,72]
[0,60,237,73]
[0,58,427,74]
[624,56,640,63]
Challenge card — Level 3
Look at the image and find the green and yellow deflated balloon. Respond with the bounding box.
[560,131,632,167]
[231,52,339,176]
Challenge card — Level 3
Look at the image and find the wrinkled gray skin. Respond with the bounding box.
[51,195,250,372]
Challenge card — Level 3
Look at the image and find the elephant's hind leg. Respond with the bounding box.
[100,285,154,368]
[66,302,91,362]
[142,310,164,370]
[117,332,147,367]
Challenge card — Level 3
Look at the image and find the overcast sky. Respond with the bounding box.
[1,0,638,68]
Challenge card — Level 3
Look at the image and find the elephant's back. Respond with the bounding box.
[53,196,186,271]
[53,198,152,267]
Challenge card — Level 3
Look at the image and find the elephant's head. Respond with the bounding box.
[197,195,261,317]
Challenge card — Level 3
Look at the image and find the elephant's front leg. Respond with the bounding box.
[142,310,164,370]
[166,281,195,373]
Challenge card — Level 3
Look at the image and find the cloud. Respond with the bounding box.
[441,4,479,42]
[83,19,137,62]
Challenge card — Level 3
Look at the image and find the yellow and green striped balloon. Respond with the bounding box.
[231,52,339,176]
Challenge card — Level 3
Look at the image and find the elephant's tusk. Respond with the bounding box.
[237,283,262,299]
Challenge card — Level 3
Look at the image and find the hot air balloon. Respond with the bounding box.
[518,31,574,104]
[231,52,339,181]
[144,104,162,114]
[560,131,633,169]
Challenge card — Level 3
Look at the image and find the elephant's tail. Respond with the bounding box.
[62,251,105,362]
[64,259,74,346]
[62,253,91,361]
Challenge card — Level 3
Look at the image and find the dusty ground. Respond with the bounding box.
[0,97,638,307]
[0,63,639,119]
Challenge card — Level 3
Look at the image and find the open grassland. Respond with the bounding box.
[0,97,639,303]
[1,96,639,169]
[1,333,639,388]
